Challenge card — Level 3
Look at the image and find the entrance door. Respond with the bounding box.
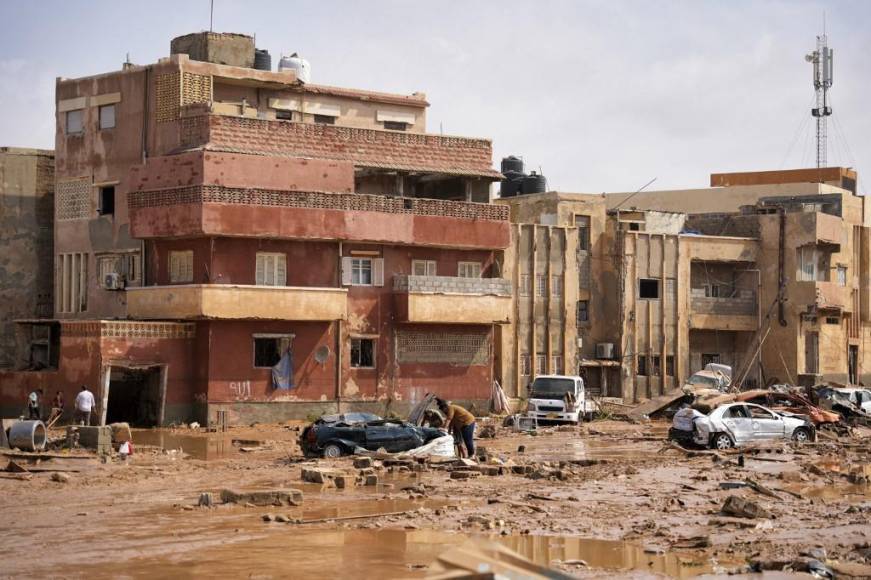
[849,345,859,384]
[106,367,163,427]
[805,332,819,374]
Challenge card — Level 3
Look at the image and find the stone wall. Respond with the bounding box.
[690,289,756,316]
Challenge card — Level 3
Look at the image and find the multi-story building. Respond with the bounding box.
[0,32,510,425]
[498,166,865,403]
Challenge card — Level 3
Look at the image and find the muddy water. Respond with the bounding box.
[488,435,656,462]
[132,429,242,460]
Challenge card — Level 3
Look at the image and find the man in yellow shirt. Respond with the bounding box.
[436,398,476,457]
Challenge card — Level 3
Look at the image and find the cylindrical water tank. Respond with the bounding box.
[499,170,524,198]
[278,53,311,83]
[521,171,548,195]
[254,49,272,71]
[9,420,46,451]
[501,155,524,174]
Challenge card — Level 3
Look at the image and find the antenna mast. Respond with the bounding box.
[805,23,833,168]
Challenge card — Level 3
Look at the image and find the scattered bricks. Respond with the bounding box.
[353,457,373,469]
[364,475,379,486]
[511,465,534,475]
[334,476,349,489]
[358,467,376,477]
[220,489,303,507]
[301,467,343,484]
[721,495,772,519]
[450,470,480,480]
[478,466,502,476]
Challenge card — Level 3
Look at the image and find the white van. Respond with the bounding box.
[525,375,597,424]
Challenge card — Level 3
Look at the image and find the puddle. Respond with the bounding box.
[132,429,239,460]
[787,483,871,501]
[489,435,655,462]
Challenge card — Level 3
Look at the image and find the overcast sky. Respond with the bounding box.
[1,0,868,193]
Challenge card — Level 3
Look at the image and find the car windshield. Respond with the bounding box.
[531,378,575,398]
[686,373,719,387]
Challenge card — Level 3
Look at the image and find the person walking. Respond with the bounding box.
[74,385,96,426]
[27,389,43,420]
[48,390,65,425]
[436,398,477,457]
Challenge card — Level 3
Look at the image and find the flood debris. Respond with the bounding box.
[219,488,303,506]
[720,495,772,519]
[426,539,573,579]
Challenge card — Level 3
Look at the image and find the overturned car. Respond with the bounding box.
[693,403,815,449]
[300,415,446,458]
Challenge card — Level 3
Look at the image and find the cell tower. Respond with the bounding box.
[805,29,833,168]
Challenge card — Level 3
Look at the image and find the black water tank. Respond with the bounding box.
[521,171,547,194]
[501,155,524,174]
[499,170,524,198]
[254,49,272,71]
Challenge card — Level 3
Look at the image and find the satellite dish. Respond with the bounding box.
[314,345,331,364]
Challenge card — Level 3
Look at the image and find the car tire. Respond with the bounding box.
[322,443,344,458]
[711,433,733,450]
[792,428,811,444]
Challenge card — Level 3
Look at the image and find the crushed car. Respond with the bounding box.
[300,414,446,458]
[693,402,815,449]
[733,389,840,427]
[685,363,732,393]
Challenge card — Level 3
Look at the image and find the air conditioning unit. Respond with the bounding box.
[104,272,124,290]
[596,342,615,360]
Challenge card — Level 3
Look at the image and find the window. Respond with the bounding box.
[412,260,437,276]
[797,245,831,282]
[350,338,375,368]
[651,355,662,377]
[352,258,372,285]
[97,253,140,287]
[255,252,287,286]
[701,353,721,367]
[275,110,294,121]
[727,406,750,419]
[458,262,482,278]
[748,406,775,420]
[705,284,720,298]
[519,274,531,297]
[66,110,84,134]
[666,355,675,377]
[825,316,840,325]
[56,252,88,313]
[535,274,547,297]
[637,355,647,376]
[577,300,589,324]
[99,105,115,129]
[552,354,563,373]
[169,250,193,283]
[837,266,847,287]
[383,120,408,131]
[575,215,591,251]
[341,257,384,286]
[520,354,531,376]
[535,353,547,374]
[98,186,115,215]
[639,278,660,299]
[253,335,292,368]
[551,275,563,296]
[314,114,336,125]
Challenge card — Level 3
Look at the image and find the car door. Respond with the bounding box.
[746,404,784,440]
[721,405,754,443]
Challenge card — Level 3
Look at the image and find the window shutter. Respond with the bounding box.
[276,254,287,286]
[255,254,265,285]
[183,252,193,283]
[341,257,353,286]
[427,261,437,276]
[373,258,385,286]
[170,253,179,283]
[265,254,275,286]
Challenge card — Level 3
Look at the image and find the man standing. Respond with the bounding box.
[27,389,43,420]
[75,385,96,426]
[436,398,477,457]
[48,391,65,425]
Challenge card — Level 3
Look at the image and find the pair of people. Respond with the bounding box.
[26,386,95,426]
[435,398,477,457]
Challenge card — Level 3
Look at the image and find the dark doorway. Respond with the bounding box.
[106,367,162,427]
[849,345,859,384]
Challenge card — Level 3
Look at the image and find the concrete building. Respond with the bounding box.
[0,148,55,371]
[498,167,865,403]
[0,32,509,425]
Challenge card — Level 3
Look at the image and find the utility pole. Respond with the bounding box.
[805,23,833,168]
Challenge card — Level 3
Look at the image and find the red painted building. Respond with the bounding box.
[0,32,511,426]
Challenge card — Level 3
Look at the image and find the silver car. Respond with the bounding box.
[693,403,815,449]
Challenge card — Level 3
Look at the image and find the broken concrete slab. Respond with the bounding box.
[721,495,772,519]
[301,467,344,484]
[71,426,112,454]
[353,457,373,469]
[220,488,303,506]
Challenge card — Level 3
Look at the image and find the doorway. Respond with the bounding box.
[849,345,859,384]
[804,332,819,375]
[105,366,165,427]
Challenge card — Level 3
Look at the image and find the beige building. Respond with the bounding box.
[498,167,866,403]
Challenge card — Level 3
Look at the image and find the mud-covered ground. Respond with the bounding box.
[1,419,870,578]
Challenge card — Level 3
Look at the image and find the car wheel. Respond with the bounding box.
[792,428,810,444]
[322,443,344,458]
[711,433,733,450]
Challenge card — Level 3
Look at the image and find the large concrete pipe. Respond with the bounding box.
[9,420,47,451]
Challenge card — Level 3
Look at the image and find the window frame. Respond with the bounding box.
[252,334,293,369]
[412,259,437,277]
[638,278,660,300]
[98,185,115,215]
[350,337,376,369]
[519,274,531,297]
[551,275,563,297]
[66,109,84,134]
[535,273,547,297]
[836,265,848,287]
[383,120,408,131]
[519,353,531,376]
[351,257,373,286]
[457,261,482,279]
[313,114,336,125]
[552,354,563,373]
[535,353,547,374]
[637,355,648,377]
[255,252,287,287]
[98,104,116,130]
[577,300,589,324]
[168,250,194,284]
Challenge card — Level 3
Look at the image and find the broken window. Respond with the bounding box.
[66,109,84,134]
[458,262,482,278]
[637,355,647,376]
[412,260,437,276]
[651,355,662,377]
[577,300,589,324]
[99,104,116,129]
[639,278,660,299]
[98,186,115,215]
[314,114,336,125]
[253,335,292,368]
[575,215,591,251]
[797,245,831,282]
[666,355,675,377]
[169,250,194,284]
[255,252,287,286]
[383,120,408,131]
[351,338,375,368]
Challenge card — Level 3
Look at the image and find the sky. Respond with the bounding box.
[1,0,868,193]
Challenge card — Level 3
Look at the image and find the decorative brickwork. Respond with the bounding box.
[129,185,509,222]
[62,320,196,339]
[155,72,181,123]
[690,290,756,316]
[397,331,490,365]
[394,275,511,296]
[182,72,212,106]
[56,178,91,220]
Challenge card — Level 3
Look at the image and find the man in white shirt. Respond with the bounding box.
[27,389,43,420]
[75,385,96,426]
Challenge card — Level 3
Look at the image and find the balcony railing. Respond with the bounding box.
[690,289,756,316]
[393,275,511,324]
[393,275,511,296]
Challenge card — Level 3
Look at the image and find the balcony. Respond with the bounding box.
[128,185,510,249]
[791,212,843,249]
[683,236,759,263]
[126,284,348,321]
[793,280,851,312]
[689,289,757,331]
[393,275,511,325]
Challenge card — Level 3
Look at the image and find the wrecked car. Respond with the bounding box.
[301,416,445,458]
[734,390,839,427]
[685,363,732,392]
[693,402,815,449]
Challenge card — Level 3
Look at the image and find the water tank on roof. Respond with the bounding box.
[278,53,311,83]
[499,170,524,198]
[521,171,548,195]
[254,49,272,71]
[501,155,524,174]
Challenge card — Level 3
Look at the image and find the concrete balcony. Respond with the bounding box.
[128,186,510,250]
[683,235,759,263]
[393,275,511,325]
[791,212,844,249]
[126,284,348,321]
[793,280,852,312]
[689,290,757,331]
